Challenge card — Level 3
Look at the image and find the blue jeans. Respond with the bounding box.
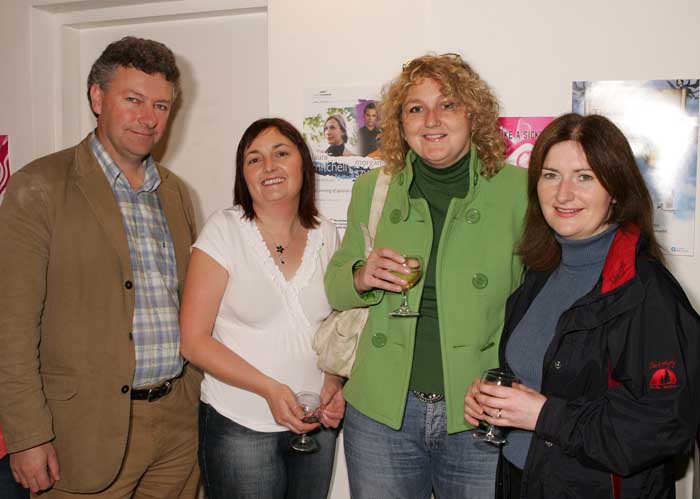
[0,455,28,499]
[344,392,499,499]
[198,402,337,499]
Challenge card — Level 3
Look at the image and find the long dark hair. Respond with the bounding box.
[234,118,319,229]
[518,113,663,271]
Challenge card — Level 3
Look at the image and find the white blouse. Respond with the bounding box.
[193,206,339,432]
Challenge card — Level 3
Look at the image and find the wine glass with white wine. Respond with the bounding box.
[389,255,423,317]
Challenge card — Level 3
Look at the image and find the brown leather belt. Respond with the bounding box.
[411,390,445,403]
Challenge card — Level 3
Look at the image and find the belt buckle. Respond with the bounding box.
[147,380,172,402]
[412,390,444,403]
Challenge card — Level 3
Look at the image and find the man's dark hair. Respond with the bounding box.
[87,36,180,116]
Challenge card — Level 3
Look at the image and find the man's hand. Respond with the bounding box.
[10,442,60,493]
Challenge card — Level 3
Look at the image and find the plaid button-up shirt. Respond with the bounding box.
[91,133,183,388]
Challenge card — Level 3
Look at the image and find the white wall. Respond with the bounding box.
[268,0,430,122]
[0,2,35,171]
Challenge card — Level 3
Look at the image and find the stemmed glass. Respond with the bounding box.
[472,368,519,445]
[290,391,321,453]
[389,255,423,317]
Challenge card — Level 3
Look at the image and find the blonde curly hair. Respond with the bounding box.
[378,53,505,177]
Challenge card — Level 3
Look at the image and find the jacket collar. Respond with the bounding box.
[73,136,132,274]
[600,224,640,293]
[525,224,643,297]
[393,142,482,221]
[508,225,645,339]
[557,224,644,332]
[70,135,183,281]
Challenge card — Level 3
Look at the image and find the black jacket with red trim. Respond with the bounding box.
[497,225,700,499]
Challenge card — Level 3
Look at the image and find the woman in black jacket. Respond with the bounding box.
[465,113,700,498]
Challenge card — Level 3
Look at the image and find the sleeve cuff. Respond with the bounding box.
[5,429,55,454]
[349,260,384,306]
[328,259,385,309]
[534,395,567,444]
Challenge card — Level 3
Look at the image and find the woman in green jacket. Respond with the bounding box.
[324,54,527,498]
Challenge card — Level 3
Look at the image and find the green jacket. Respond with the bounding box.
[325,146,527,434]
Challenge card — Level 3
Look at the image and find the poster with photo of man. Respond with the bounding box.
[357,101,381,157]
[303,87,384,234]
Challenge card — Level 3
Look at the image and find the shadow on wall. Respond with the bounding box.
[152,55,205,229]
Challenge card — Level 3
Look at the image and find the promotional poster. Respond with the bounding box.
[303,87,384,234]
[573,80,699,256]
[498,117,554,168]
[0,135,10,203]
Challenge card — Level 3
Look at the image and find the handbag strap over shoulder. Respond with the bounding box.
[361,167,391,258]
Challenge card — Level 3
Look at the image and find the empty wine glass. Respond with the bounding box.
[389,255,423,317]
[472,368,519,445]
[290,391,321,453]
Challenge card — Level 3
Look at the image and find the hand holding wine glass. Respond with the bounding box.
[472,369,520,445]
[352,248,414,294]
[475,379,547,432]
[290,391,322,453]
[390,255,423,317]
[263,381,319,434]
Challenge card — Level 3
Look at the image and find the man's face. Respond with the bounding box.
[364,108,378,130]
[90,66,173,170]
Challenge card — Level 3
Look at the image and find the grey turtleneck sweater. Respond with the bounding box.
[503,224,618,469]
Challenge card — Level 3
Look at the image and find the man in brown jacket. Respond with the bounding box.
[0,37,200,497]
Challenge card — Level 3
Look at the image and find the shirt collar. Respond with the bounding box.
[90,131,161,192]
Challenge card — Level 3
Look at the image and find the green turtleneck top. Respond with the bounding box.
[407,151,471,394]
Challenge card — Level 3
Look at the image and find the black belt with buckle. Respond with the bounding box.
[412,390,445,403]
[131,380,174,402]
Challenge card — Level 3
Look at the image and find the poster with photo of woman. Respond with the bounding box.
[303,87,384,234]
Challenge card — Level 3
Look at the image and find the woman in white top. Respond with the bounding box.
[180,118,345,499]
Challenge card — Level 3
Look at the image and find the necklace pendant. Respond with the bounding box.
[276,244,286,264]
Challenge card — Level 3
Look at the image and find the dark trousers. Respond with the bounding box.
[0,455,29,499]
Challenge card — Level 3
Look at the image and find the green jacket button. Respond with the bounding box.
[465,208,481,224]
[371,333,387,348]
[390,209,401,224]
[397,174,405,186]
[472,273,488,289]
